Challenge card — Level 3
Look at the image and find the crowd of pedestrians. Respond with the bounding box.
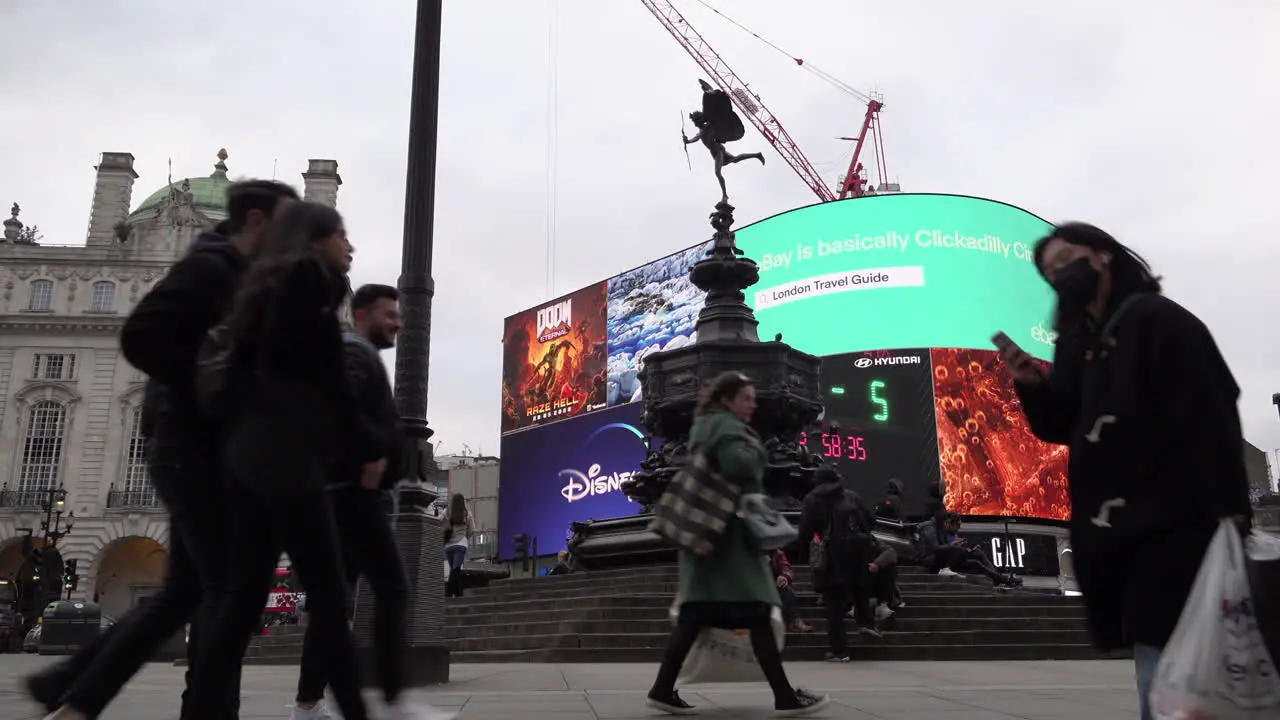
[23,181,453,720]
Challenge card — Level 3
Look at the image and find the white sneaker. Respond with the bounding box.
[874,603,894,621]
[383,701,458,720]
[290,700,335,719]
[937,567,961,577]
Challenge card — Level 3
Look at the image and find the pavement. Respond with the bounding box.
[0,655,1144,719]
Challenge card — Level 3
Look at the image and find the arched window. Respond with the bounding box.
[89,281,117,313]
[27,279,53,312]
[18,401,67,505]
[120,406,155,506]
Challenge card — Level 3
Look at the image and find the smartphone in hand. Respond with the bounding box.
[992,331,1044,384]
[991,331,1016,353]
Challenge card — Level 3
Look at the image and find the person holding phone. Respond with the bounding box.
[997,222,1251,720]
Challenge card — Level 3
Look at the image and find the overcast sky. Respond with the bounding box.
[2,1,1278,463]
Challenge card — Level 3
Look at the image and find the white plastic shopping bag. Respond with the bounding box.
[1151,520,1280,719]
[669,599,787,685]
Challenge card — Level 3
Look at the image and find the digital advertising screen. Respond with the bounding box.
[497,402,647,558]
[499,193,1069,534]
[734,194,1057,362]
[606,241,713,407]
[500,281,609,434]
[932,348,1069,521]
[807,349,941,512]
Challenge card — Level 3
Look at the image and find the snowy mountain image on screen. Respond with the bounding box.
[606,240,713,405]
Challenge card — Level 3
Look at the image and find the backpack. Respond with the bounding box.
[823,489,875,559]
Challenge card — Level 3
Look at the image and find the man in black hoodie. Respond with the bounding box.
[290,283,422,719]
[796,466,881,662]
[26,180,298,720]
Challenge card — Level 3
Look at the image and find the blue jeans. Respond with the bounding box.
[445,545,467,570]
[1134,643,1163,720]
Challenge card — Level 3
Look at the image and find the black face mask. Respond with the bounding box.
[1052,258,1101,310]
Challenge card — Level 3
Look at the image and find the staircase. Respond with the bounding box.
[244,563,1122,664]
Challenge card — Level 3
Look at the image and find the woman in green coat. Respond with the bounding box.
[646,371,828,717]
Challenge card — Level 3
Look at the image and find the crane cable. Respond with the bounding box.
[545,0,560,297]
[689,0,873,105]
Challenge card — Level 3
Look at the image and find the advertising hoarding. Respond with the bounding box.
[499,194,1067,527]
[735,194,1057,361]
[500,281,609,434]
[497,403,647,558]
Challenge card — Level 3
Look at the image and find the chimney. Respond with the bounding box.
[86,152,138,246]
[302,159,341,208]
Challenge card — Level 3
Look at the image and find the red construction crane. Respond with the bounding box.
[640,0,888,201]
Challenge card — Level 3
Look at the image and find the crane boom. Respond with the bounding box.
[641,0,836,202]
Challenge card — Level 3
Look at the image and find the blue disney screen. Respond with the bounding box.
[497,402,650,558]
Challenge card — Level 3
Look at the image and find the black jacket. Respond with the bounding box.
[121,233,247,454]
[1015,293,1251,650]
[221,258,371,494]
[797,480,876,591]
[333,333,403,488]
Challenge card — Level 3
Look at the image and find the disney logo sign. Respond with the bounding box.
[560,463,633,503]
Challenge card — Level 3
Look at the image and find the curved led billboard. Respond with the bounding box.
[735,194,1057,361]
[499,194,1068,547]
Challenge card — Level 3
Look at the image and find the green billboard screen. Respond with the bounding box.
[735,194,1057,361]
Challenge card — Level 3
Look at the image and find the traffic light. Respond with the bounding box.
[513,533,530,572]
[30,546,43,568]
[63,559,78,592]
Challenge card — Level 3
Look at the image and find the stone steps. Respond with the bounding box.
[243,563,1111,664]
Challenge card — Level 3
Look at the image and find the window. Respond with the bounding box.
[31,354,76,381]
[27,280,53,311]
[117,406,156,507]
[18,401,67,497]
[89,281,116,313]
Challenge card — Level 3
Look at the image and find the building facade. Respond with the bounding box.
[433,454,499,561]
[0,150,341,619]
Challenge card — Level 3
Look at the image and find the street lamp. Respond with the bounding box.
[38,486,72,549]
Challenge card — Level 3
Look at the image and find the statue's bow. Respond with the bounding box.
[679,111,691,171]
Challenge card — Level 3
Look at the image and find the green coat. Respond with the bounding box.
[677,410,780,607]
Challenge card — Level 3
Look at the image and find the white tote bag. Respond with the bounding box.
[669,599,787,685]
[1151,520,1280,719]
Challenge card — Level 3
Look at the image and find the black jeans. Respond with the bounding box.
[870,564,899,605]
[188,479,369,720]
[650,602,795,704]
[935,545,1006,582]
[50,455,238,719]
[296,486,408,706]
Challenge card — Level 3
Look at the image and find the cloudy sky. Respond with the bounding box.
[2,1,1278,463]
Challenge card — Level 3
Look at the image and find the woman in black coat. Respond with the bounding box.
[999,222,1251,720]
[185,202,376,720]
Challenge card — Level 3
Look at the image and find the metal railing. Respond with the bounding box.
[105,487,161,509]
[0,489,50,509]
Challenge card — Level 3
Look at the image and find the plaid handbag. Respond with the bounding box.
[648,448,742,557]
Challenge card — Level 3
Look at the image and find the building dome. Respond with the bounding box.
[129,149,232,220]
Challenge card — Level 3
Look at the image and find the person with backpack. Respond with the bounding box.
[797,465,881,662]
[999,222,1251,720]
[27,180,299,720]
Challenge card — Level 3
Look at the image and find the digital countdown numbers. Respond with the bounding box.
[813,349,941,511]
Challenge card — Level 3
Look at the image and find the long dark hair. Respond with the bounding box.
[1032,222,1161,330]
[694,371,753,416]
[226,201,348,341]
[449,493,467,526]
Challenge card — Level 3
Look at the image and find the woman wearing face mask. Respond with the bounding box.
[997,222,1251,720]
[645,371,828,717]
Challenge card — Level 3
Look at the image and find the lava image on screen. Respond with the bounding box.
[606,241,712,406]
[501,282,609,434]
[931,348,1069,521]
[813,349,941,514]
[498,402,647,558]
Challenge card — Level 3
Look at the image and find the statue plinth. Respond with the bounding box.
[569,202,823,570]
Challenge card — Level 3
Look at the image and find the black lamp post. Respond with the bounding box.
[39,486,74,549]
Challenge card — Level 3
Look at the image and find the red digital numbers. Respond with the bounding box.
[798,431,866,461]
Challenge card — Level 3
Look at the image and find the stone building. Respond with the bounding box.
[0,150,341,619]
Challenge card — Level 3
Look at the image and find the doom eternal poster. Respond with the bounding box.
[501,282,609,434]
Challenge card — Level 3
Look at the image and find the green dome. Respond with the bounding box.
[131,161,231,218]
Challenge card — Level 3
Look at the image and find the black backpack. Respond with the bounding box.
[823,489,875,558]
